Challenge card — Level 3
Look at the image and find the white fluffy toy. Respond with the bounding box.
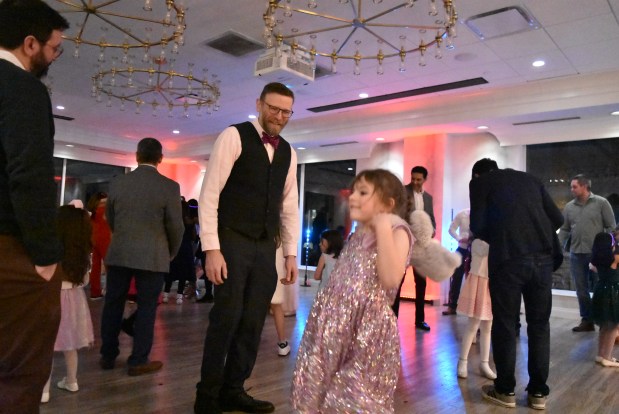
[409,210,462,282]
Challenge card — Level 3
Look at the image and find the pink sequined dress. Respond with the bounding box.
[291,215,413,413]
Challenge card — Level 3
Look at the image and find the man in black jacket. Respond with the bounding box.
[470,158,563,410]
[0,1,68,411]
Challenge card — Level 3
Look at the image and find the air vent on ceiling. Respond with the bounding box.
[513,116,581,126]
[53,114,74,121]
[203,31,263,57]
[465,6,541,40]
[319,141,359,148]
[308,78,488,113]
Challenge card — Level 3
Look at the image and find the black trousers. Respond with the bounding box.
[196,228,278,398]
[447,246,469,309]
[490,254,553,396]
[391,267,427,324]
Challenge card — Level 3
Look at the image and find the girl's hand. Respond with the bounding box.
[370,213,393,232]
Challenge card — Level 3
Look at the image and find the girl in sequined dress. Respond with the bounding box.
[291,169,413,413]
[590,232,619,367]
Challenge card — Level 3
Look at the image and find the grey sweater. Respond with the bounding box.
[558,193,616,254]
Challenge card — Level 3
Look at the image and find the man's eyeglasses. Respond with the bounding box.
[263,102,294,118]
[38,39,63,59]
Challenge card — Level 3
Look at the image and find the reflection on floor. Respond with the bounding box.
[40,282,618,413]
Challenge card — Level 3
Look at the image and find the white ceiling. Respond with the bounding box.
[46,0,619,165]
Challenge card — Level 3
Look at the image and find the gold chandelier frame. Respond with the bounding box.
[54,0,186,60]
[262,0,458,73]
[92,59,221,118]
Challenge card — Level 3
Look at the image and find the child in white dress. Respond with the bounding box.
[456,238,496,379]
[313,229,343,290]
[41,204,95,403]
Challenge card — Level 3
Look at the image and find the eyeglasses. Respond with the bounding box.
[49,43,64,59]
[263,101,294,118]
[38,39,63,59]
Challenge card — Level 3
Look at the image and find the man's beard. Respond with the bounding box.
[31,50,51,79]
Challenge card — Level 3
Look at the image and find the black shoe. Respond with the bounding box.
[194,394,222,414]
[442,307,457,316]
[196,295,214,303]
[572,320,595,332]
[219,390,274,413]
[415,322,431,331]
[99,357,115,370]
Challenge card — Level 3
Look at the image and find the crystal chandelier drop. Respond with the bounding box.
[54,0,186,63]
[92,58,221,119]
[262,0,458,75]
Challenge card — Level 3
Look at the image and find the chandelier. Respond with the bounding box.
[54,0,186,64]
[262,0,458,75]
[92,58,221,118]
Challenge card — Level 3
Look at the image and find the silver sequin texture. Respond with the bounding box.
[291,217,412,413]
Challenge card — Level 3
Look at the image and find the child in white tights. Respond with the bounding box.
[41,204,94,403]
[456,239,496,379]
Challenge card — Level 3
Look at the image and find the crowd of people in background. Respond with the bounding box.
[2,2,619,414]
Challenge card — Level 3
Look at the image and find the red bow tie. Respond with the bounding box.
[261,132,280,149]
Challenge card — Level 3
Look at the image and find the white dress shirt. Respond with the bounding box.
[198,120,299,257]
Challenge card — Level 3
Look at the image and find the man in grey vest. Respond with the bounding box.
[194,83,300,414]
[99,138,184,376]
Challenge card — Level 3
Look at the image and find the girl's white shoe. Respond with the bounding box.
[57,377,79,392]
[480,362,497,379]
[598,357,619,367]
[457,359,468,378]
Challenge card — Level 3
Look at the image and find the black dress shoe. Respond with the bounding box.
[572,320,595,332]
[99,357,115,370]
[196,294,214,303]
[219,391,274,413]
[194,394,222,414]
[127,360,163,376]
[415,321,431,331]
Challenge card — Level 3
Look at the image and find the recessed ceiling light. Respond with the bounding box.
[297,147,306,150]
[56,105,65,110]
[477,125,489,130]
[532,60,545,67]
[172,130,180,134]
[190,160,197,163]
[376,137,385,141]
[347,167,353,171]
[65,144,74,147]
[359,93,369,99]
[248,114,257,119]
[611,111,619,116]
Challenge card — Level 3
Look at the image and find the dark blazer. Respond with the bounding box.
[0,59,61,265]
[469,168,564,274]
[405,183,436,230]
[105,165,184,273]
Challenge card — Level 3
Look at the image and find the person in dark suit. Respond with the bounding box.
[470,158,563,410]
[393,166,436,331]
[99,138,184,376]
[0,1,68,411]
[194,83,300,414]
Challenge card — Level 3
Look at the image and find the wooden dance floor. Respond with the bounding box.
[40,283,618,413]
